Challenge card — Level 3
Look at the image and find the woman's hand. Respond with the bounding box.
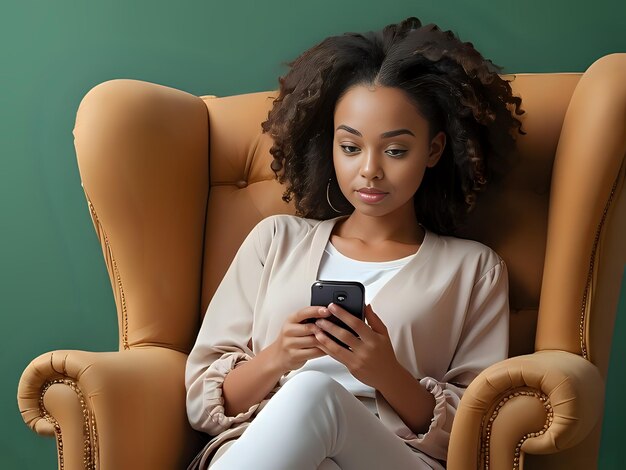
[268,306,330,374]
[314,303,401,390]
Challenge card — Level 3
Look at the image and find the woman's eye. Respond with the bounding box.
[340,145,360,154]
[386,148,407,158]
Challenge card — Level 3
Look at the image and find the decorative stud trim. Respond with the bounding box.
[480,388,553,470]
[579,174,619,359]
[88,199,129,350]
[40,378,98,470]
[91,409,99,469]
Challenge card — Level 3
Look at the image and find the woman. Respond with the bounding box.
[185,16,524,469]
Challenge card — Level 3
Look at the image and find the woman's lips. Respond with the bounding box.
[356,188,388,204]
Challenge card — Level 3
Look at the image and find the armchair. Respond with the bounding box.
[17,53,626,469]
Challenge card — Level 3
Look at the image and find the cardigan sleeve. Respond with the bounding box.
[185,216,277,436]
[377,259,510,461]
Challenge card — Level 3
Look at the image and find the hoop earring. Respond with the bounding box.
[326,178,342,214]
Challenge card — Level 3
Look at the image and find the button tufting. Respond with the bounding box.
[235,180,248,189]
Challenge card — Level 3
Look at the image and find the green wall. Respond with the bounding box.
[1,1,624,468]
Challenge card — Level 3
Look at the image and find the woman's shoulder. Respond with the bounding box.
[252,214,320,234]
[249,214,324,246]
[248,214,323,253]
[430,231,505,276]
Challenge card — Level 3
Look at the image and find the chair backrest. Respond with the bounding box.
[74,72,625,384]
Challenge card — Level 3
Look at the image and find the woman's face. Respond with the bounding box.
[332,85,445,219]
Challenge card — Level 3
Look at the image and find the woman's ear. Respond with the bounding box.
[427,131,446,167]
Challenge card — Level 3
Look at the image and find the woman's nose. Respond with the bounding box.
[360,152,383,180]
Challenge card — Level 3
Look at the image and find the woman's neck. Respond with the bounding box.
[334,206,423,246]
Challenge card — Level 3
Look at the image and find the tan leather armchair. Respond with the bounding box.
[17,53,626,469]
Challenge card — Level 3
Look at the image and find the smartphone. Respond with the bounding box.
[307,280,365,348]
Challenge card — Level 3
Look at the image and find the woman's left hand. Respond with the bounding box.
[314,303,400,389]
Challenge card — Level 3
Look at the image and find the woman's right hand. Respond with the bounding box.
[269,306,331,374]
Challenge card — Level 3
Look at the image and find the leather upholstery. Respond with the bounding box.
[17,53,626,469]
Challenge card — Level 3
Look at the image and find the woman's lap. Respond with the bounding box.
[209,371,436,470]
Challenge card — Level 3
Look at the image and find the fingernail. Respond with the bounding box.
[328,303,337,313]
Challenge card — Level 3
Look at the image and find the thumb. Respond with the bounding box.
[365,304,387,333]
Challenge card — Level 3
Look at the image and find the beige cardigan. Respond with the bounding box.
[185,214,509,466]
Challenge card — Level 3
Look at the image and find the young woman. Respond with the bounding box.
[185,16,524,470]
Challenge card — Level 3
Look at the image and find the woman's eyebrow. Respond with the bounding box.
[335,124,415,138]
[381,129,415,138]
[336,124,363,136]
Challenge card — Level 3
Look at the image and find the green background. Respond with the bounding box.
[1,1,625,468]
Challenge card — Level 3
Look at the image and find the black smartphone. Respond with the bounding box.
[307,280,365,348]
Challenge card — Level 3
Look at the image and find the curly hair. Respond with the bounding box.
[261,16,524,235]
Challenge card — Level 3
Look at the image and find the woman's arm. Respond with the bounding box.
[223,306,332,416]
[222,342,284,416]
[376,259,510,461]
[375,362,436,435]
[185,217,275,434]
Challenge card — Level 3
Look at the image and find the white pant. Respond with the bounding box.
[209,370,436,470]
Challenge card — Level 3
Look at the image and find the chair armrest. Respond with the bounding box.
[17,347,204,470]
[447,350,604,470]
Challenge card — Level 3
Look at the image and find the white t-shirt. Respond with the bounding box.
[280,240,417,414]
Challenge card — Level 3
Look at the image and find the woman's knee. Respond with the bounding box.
[279,370,341,400]
[251,371,345,436]
[318,457,341,470]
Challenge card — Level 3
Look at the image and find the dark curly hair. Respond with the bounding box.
[261,16,524,235]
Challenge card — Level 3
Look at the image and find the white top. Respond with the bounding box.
[319,241,417,306]
[280,240,417,414]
